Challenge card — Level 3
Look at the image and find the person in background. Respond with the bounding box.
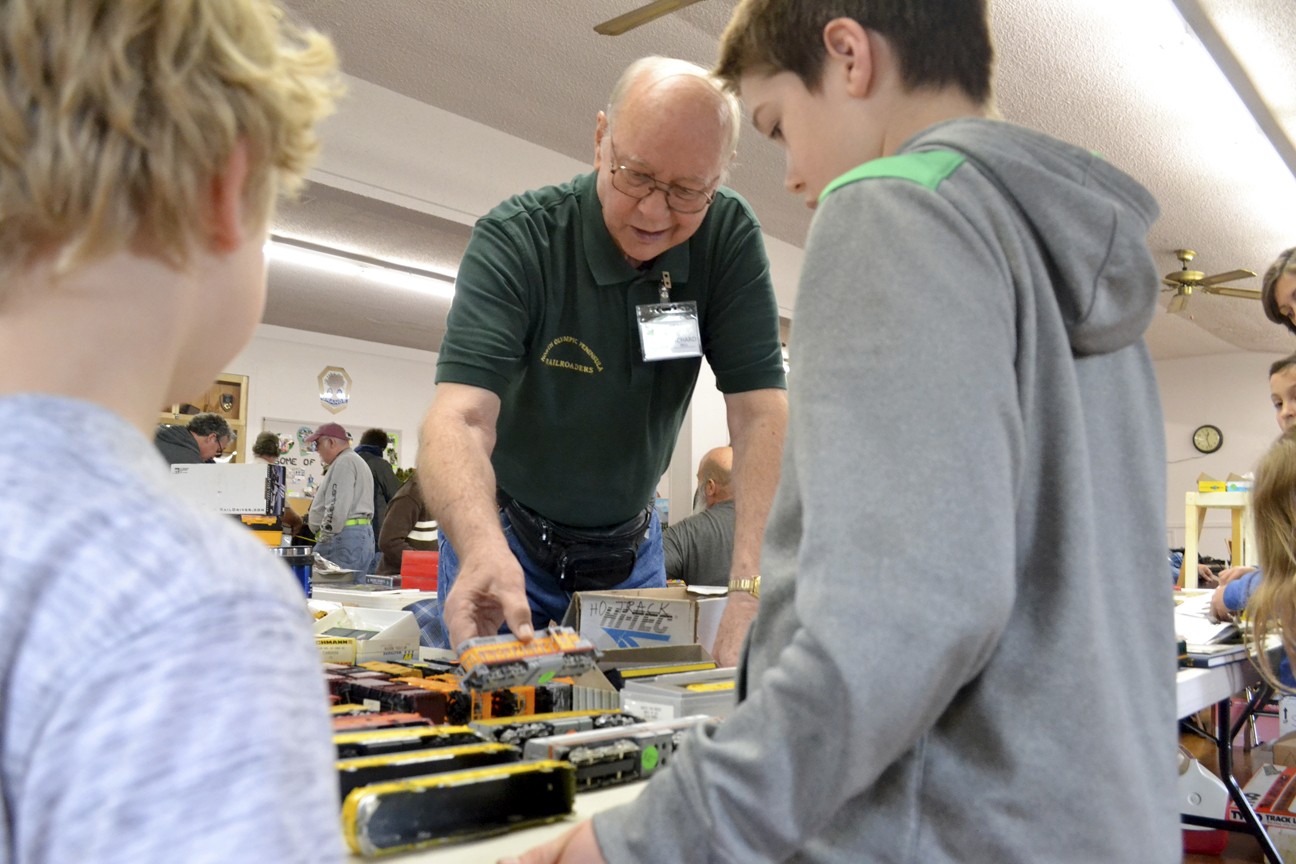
[1261,246,1296,332]
[252,431,303,536]
[1210,351,1296,688]
[306,422,375,573]
[355,428,401,548]
[420,55,788,662]
[376,471,438,576]
[1244,425,1296,690]
[0,1,343,862]
[154,412,233,464]
[512,1,1177,862]
[662,446,735,587]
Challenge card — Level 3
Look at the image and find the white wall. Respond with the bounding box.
[226,322,734,519]
[1155,350,1289,558]
[225,324,439,468]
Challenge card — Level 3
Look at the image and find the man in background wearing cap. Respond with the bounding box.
[307,423,374,573]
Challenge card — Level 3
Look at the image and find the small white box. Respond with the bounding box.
[621,667,736,721]
[311,586,437,612]
[312,605,418,663]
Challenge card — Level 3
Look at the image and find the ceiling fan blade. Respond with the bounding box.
[1167,293,1190,315]
[594,0,706,35]
[1203,285,1262,300]
[1198,268,1257,287]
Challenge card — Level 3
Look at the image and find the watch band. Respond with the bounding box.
[727,574,761,598]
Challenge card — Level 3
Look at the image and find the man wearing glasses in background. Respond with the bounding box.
[154,412,235,464]
[420,56,787,665]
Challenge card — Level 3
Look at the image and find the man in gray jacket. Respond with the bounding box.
[153,412,233,464]
[306,422,374,574]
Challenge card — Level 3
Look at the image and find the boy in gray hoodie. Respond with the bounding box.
[511,2,1179,863]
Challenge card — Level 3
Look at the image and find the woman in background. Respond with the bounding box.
[252,431,304,535]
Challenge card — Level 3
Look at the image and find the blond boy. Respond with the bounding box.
[0,2,342,861]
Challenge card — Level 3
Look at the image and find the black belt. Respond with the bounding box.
[499,491,651,591]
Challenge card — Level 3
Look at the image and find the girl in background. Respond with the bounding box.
[1245,426,1296,689]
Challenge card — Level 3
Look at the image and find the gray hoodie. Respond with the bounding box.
[153,424,203,464]
[596,119,1178,862]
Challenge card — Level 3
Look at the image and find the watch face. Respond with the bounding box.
[1193,424,1222,454]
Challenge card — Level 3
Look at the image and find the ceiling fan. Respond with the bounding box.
[1161,248,1258,315]
[594,0,707,36]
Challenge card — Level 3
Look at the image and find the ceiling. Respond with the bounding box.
[268,0,1296,362]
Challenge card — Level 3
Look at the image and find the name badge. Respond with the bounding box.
[636,301,702,361]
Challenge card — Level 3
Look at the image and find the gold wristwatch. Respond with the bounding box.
[727,574,761,598]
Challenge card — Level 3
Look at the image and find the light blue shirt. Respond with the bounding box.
[0,395,343,864]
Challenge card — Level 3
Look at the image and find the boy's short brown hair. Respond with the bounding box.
[715,0,993,104]
[0,0,341,281]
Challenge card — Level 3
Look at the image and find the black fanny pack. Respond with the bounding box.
[501,493,651,591]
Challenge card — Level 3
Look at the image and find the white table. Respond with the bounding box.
[1178,654,1282,862]
[347,783,643,862]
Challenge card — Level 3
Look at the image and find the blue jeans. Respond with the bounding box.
[313,523,375,576]
[428,507,665,649]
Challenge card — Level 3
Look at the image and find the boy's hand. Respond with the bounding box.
[500,820,605,864]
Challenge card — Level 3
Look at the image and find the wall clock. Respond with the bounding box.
[1192,424,1223,454]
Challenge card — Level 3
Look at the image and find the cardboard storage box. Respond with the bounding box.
[169,462,286,515]
[561,587,727,652]
[1273,730,1296,766]
[1226,762,1296,859]
[313,605,418,664]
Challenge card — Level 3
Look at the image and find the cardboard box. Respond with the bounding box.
[312,605,418,663]
[1281,699,1296,739]
[169,462,286,515]
[560,587,727,652]
[1196,473,1227,493]
[1274,730,1296,766]
[1196,472,1253,494]
[1226,762,1296,859]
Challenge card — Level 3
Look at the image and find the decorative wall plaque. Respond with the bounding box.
[318,365,352,414]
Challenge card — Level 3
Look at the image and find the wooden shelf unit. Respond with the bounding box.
[1179,490,1255,589]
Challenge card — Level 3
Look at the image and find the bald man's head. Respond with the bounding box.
[697,446,734,508]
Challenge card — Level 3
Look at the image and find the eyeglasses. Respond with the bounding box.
[608,137,716,214]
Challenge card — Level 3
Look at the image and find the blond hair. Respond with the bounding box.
[1246,426,1296,690]
[0,0,341,281]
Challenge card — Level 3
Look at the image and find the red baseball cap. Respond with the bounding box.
[305,422,350,444]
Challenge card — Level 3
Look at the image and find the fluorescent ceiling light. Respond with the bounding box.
[266,235,456,299]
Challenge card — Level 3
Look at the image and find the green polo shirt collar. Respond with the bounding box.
[579,172,692,287]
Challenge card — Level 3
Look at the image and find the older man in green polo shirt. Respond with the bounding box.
[418,56,788,665]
